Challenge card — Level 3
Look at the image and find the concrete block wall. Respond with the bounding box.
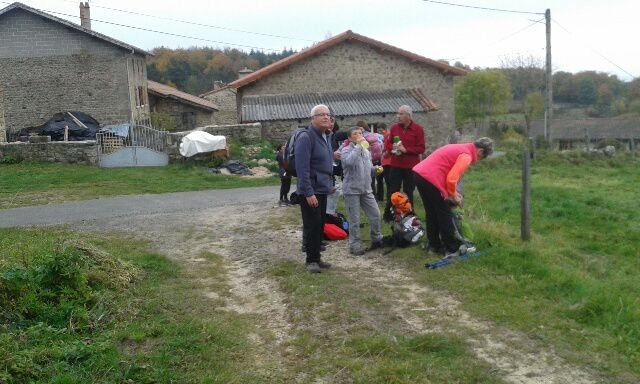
[0,9,147,136]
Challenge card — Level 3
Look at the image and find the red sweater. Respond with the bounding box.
[412,143,478,199]
[383,121,425,169]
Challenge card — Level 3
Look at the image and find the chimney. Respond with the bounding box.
[79,2,91,30]
[238,67,254,79]
[213,81,225,90]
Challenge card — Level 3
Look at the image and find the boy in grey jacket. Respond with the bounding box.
[340,127,383,255]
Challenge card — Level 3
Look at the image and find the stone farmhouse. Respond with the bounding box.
[201,30,467,148]
[0,2,151,141]
[147,80,219,131]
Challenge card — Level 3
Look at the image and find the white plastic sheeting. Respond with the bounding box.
[179,131,226,157]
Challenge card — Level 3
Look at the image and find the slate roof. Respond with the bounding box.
[241,88,437,122]
[228,30,467,90]
[148,81,219,111]
[0,2,150,56]
[529,118,640,140]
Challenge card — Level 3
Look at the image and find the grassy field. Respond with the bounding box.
[404,149,640,381]
[0,228,277,383]
[0,163,280,209]
[1,148,639,382]
[0,227,501,383]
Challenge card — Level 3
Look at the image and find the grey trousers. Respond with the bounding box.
[344,192,383,250]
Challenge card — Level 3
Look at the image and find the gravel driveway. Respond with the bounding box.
[0,186,280,228]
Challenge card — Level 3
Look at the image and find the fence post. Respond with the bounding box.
[521,144,531,241]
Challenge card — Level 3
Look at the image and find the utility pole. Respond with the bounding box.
[545,8,552,142]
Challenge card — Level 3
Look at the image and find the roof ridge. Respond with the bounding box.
[0,2,150,56]
[216,30,466,92]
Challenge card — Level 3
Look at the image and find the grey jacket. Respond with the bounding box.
[341,141,374,195]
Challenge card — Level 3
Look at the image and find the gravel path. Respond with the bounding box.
[0,186,280,228]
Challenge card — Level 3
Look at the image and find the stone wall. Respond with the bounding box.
[238,40,457,148]
[0,87,5,143]
[149,95,214,131]
[166,122,262,160]
[262,112,451,151]
[127,56,151,126]
[0,9,148,136]
[0,141,98,164]
[202,87,237,125]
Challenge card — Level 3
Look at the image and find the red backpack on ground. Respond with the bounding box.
[323,223,348,240]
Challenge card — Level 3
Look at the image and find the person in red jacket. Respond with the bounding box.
[412,137,494,256]
[383,105,425,221]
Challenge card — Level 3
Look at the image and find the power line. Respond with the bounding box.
[0,2,287,52]
[444,17,544,62]
[48,0,317,43]
[420,0,543,15]
[552,18,636,79]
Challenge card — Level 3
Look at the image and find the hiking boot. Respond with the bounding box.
[349,247,366,256]
[306,262,322,273]
[443,244,475,260]
[424,245,445,257]
[367,241,384,251]
[317,260,332,269]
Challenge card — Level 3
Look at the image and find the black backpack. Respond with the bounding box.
[283,127,308,177]
[325,212,349,234]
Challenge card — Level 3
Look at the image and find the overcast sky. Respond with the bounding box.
[6,0,638,81]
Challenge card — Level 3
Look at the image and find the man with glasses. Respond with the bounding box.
[383,105,425,221]
[295,104,335,273]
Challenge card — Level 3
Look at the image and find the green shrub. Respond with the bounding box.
[1,241,140,329]
[0,155,19,164]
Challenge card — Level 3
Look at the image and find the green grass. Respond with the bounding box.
[386,150,640,382]
[0,162,280,209]
[0,228,273,383]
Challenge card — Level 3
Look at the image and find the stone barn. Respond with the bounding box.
[147,80,218,131]
[0,2,151,140]
[201,30,467,148]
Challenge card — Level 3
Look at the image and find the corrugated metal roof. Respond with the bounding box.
[529,118,640,140]
[241,88,438,122]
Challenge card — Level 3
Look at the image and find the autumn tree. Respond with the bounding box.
[146,47,296,95]
[455,71,512,136]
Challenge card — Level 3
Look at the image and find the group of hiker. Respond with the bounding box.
[276,103,494,273]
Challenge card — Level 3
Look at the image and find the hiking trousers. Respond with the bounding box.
[299,194,327,263]
[344,192,383,251]
[279,176,292,201]
[413,172,460,253]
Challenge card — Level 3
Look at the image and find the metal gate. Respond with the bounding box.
[96,124,169,167]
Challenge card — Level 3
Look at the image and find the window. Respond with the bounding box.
[182,112,196,129]
[136,86,146,107]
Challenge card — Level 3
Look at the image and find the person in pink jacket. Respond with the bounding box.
[412,137,493,256]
